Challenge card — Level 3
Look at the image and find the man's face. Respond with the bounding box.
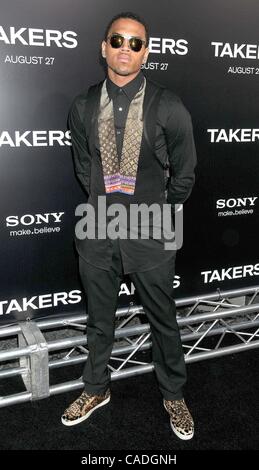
[101,18,149,78]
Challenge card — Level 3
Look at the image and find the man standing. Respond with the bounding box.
[62,12,197,441]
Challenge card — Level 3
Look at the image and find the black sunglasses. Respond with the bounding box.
[107,33,146,52]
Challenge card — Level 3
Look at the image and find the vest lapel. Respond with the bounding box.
[87,78,164,180]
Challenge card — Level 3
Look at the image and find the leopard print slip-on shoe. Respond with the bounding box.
[61,389,110,426]
[163,398,194,440]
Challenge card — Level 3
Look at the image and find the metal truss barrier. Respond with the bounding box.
[0,285,259,408]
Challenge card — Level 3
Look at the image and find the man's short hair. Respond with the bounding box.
[104,11,149,47]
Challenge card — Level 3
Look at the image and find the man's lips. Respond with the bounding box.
[118,55,130,62]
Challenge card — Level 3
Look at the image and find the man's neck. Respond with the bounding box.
[107,69,140,87]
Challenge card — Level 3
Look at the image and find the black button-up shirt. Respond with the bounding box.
[106,72,144,161]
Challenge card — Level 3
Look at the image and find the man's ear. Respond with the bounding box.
[101,40,106,58]
[143,47,149,64]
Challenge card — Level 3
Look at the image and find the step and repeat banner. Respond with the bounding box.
[0,0,259,323]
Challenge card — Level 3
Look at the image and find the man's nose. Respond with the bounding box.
[120,39,130,51]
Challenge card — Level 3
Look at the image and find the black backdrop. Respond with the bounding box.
[0,0,259,323]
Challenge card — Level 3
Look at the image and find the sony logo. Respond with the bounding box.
[6,212,65,227]
[216,197,257,209]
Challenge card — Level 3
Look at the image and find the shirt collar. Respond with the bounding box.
[106,71,145,101]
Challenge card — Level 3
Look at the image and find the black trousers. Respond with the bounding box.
[79,239,187,400]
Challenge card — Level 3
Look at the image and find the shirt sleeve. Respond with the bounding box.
[164,93,197,207]
[68,96,91,197]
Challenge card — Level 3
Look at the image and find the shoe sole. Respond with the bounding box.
[61,395,111,427]
[163,401,194,441]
